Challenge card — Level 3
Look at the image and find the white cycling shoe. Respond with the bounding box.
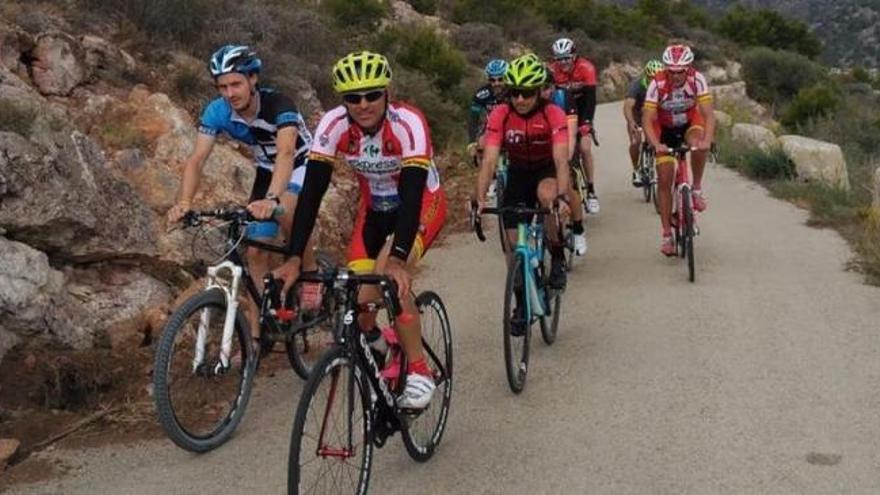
[397,373,435,409]
[573,233,588,256]
[586,193,600,214]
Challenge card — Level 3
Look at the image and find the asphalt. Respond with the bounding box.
[8,102,880,495]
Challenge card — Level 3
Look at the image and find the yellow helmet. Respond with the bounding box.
[332,51,392,93]
[503,53,547,89]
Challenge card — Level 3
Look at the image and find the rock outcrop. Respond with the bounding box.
[731,123,777,151]
[778,135,850,189]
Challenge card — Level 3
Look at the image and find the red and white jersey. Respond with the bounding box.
[310,102,442,212]
[644,69,712,128]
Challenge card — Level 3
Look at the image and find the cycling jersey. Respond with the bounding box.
[549,57,597,92]
[309,102,442,213]
[644,69,712,128]
[626,78,649,124]
[198,87,312,177]
[468,84,504,141]
[483,101,568,168]
[288,102,447,268]
[548,57,598,133]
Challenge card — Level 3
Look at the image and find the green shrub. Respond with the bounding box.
[392,68,466,149]
[81,0,223,47]
[0,99,36,136]
[781,82,841,129]
[380,27,467,94]
[453,22,506,66]
[406,0,437,15]
[717,5,822,58]
[741,47,825,105]
[323,0,388,30]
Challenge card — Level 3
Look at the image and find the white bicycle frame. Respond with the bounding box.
[192,260,244,373]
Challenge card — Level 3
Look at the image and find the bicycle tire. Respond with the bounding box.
[503,254,530,393]
[285,320,332,380]
[153,288,256,453]
[540,285,562,346]
[401,291,453,462]
[683,192,696,282]
[288,347,372,495]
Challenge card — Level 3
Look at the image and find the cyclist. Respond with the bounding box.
[475,54,571,332]
[467,58,508,158]
[549,87,588,256]
[166,44,317,341]
[642,44,715,256]
[273,51,447,410]
[548,37,600,214]
[623,59,663,186]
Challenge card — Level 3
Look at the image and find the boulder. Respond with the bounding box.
[0,22,35,80]
[29,31,87,96]
[0,131,158,261]
[714,110,732,128]
[80,34,137,77]
[712,81,774,125]
[731,123,777,151]
[0,438,20,471]
[599,62,641,101]
[386,0,453,35]
[778,135,850,189]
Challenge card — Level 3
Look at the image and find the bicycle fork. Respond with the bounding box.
[194,261,244,374]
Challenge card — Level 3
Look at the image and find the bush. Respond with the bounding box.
[0,99,36,136]
[380,27,467,94]
[717,6,822,59]
[453,23,506,66]
[391,68,466,149]
[781,82,841,129]
[323,0,388,30]
[81,0,226,47]
[741,47,826,105]
[406,0,437,15]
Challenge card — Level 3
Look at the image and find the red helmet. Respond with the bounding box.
[662,44,694,69]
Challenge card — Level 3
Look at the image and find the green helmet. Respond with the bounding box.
[503,53,547,89]
[332,51,392,93]
[642,59,663,87]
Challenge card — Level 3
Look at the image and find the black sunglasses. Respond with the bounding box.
[488,77,503,83]
[342,90,385,104]
[509,88,538,99]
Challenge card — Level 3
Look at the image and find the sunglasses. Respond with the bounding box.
[509,88,538,99]
[554,56,573,62]
[488,77,503,83]
[666,67,687,74]
[342,90,385,104]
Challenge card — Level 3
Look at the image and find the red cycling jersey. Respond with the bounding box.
[484,102,568,168]
[549,57,597,92]
[644,68,712,128]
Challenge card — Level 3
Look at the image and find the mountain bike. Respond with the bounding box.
[153,207,333,452]
[287,267,453,494]
[665,146,698,282]
[471,204,564,393]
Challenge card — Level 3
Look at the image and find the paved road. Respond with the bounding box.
[8,102,880,494]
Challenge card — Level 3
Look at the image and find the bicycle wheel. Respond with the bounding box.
[288,347,372,495]
[503,254,530,393]
[285,317,334,380]
[401,291,453,462]
[153,288,256,453]
[683,192,696,282]
[539,283,562,346]
[495,171,508,251]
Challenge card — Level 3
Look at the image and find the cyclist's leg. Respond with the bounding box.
[685,109,708,190]
[628,123,641,170]
[656,124,683,249]
[536,168,566,287]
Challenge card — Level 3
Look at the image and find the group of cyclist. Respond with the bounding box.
[166,37,715,411]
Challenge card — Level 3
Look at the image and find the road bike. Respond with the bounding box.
[287,267,453,494]
[664,146,699,282]
[472,204,564,393]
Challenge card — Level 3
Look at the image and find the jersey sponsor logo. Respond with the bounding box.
[364,143,380,158]
[349,158,400,174]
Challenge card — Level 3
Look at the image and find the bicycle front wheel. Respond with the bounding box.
[153,288,256,453]
[401,291,453,462]
[503,254,530,393]
[540,285,562,346]
[683,192,696,282]
[288,347,372,495]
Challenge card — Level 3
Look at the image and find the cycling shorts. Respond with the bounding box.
[348,187,447,274]
[501,163,556,229]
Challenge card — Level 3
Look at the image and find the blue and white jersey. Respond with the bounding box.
[198,87,312,171]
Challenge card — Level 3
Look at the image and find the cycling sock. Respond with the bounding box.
[662,227,672,237]
[408,358,432,377]
[571,221,584,235]
[587,182,595,194]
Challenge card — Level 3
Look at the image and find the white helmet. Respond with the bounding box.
[662,44,694,69]
[552,38,575,59]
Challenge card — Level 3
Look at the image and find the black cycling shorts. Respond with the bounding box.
[501,164,556,229]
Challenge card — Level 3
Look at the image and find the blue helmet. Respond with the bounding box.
[209,44,262,78]
[484,59,508,78]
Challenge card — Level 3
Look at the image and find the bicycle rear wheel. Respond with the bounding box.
[285,317,333,380]
[503,254,530,393]
[401,291,453,462]
[539,285,562,346]
[683,192,696,282]
[288,347,372,495]
[153,288,256,453]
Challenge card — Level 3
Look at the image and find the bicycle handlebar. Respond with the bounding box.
[182,205,284,227]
